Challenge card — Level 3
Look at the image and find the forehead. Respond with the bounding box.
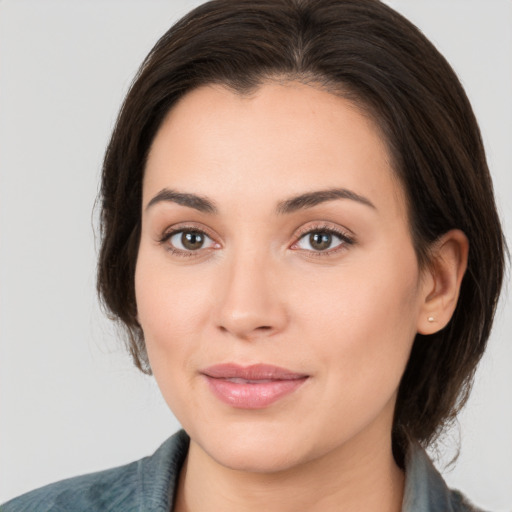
[143,81,406,220]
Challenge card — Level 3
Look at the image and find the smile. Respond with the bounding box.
[201,364,309,409]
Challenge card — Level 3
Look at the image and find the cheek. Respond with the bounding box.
[285,249,421,446]
[296,246,421,387]
[134,249,214,371]
[134,251,218,421]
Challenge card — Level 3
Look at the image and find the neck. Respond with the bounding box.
[174,428,404,512]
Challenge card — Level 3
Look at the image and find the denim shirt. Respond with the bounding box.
[1,430,485,512]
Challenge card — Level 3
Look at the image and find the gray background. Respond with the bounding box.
[1,0,511,509]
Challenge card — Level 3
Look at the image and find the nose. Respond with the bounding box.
[214,250,288,340]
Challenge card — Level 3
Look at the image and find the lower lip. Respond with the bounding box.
[203,376,308,409]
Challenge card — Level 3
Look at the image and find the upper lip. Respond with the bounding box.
[201,363,308,381]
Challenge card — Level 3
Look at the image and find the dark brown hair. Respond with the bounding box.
[97,0,506,463]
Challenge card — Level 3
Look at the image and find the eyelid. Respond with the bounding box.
[293,221,354,239]
[158,222,221,256]
[156,220,354,257]
[290,222,355,255]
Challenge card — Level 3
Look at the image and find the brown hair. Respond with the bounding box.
[97,0,506,464]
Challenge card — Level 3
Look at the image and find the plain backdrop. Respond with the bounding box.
[1,0,511,509]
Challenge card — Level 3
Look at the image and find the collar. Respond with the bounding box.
[402,442,482,511]
[139,430,480,512]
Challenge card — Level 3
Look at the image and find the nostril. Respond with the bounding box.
[217,323,274,338]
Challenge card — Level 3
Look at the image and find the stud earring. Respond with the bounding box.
[427,316,435,323]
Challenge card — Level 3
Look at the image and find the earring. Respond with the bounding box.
[427,316,435,323]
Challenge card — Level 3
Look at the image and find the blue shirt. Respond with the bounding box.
[1,430,485,511]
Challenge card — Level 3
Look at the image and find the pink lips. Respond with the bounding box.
[201,364,309,409]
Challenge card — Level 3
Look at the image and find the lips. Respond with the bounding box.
[201,364,309,409]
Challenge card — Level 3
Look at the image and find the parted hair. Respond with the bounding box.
[97,0,506,465]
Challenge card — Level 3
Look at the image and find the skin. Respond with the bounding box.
[135,81,468,512]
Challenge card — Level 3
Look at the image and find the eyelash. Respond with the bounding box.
[158,225,218,257]
[291,224,355,257]
[158,223,355,258]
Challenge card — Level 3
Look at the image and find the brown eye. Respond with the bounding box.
[294,228,352,254]
[181,231,205,250]
[168,229,216,252]
[309,232,332,251]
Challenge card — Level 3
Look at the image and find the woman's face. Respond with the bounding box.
[136,82,429,473]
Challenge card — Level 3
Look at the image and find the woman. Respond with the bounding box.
[2,0,506,510]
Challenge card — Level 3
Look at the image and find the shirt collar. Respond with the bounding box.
[402,441,456,512]
[139,431,462,512]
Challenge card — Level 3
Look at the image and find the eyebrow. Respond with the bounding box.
[276,188,376,214]
[145,188,218,213]
[145,186,375,215]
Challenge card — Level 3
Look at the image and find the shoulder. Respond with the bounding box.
[403,442,489,512]
[448,489,489,512]
[0,462,139,512]
[1,430,190,512]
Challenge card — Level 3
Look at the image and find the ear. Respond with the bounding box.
[417,229,469,335]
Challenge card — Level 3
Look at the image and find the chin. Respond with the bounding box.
[187,416,334,475]
[206,439,306,474]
